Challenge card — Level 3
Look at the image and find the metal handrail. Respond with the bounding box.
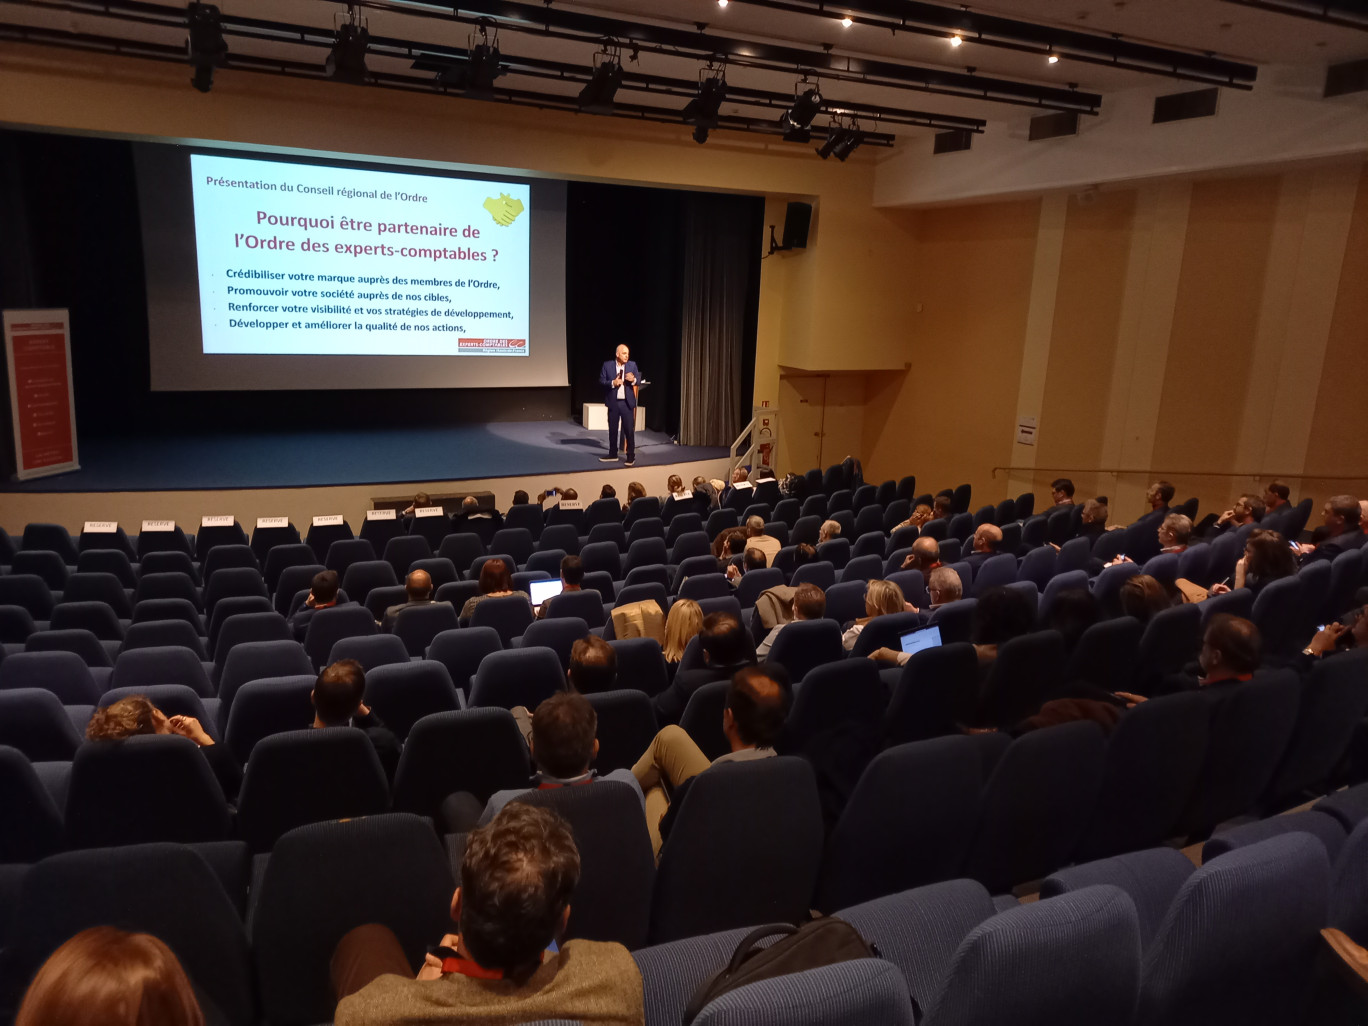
[729,416,757,476]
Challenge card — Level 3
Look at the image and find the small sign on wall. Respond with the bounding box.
[1016,415,1038,447]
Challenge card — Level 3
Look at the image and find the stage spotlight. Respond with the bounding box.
[718,0,728,6]
[578,57,623,113]
[683,74,726,135]
[1048,54,1060,63]
[187,2,227,94]
[841,16,853,27]
[832,127,864,160]
[464,42,504,97]
[949,34,963,46]
[327,21,370,83]
[780,86,823,133]
[693,124,710,144]
[816,126,842,159]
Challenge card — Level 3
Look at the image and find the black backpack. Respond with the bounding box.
[682,918,896,1024]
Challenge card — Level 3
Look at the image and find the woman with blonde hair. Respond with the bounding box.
[842,579,909,650]
[662,598,703,678]
[16,926,204,1026]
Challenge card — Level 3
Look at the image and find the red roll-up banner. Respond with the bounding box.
[3,309,80,481]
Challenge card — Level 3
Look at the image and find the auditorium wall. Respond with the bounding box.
[861,160,1368,522]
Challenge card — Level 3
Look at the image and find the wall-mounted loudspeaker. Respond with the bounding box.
[781,201,813,250]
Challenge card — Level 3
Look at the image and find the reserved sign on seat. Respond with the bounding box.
[256,516,289,529]
[141,520,175,532]
[83,521,118,533]
[415,506,446,518]
[201,515,235,527]
[366,508,397,520]
[312,514,345,527]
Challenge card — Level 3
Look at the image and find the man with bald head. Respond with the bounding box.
[598,342,641,467]
[380,568,439,631]
[963,523,1003,573]
[900,535,943,574]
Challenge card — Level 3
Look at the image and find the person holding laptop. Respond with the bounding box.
[534,555,582,619]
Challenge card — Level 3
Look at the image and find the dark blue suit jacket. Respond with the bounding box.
[600,359,640,408]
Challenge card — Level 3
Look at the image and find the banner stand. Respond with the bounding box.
[3,309,80,481]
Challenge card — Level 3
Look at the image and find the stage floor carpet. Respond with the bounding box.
[1,421,726,492]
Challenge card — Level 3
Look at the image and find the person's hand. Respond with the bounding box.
[901,554,915,569]
[356,701,372,717]
[1217,509,1235,524]
[612,375,623,387]
[1309,623,1349,656]
[1208,582,1231,595]
[1048,542,1061,551]
[625,371,636,384]
[1113,691,1148,708]
[869,647,902,664]
[304,592,317,609]
[904,602,919,614]
[168,715,213,745]
[725,565,741,581]
[417,933,462,980]
[1299,543,1316,554]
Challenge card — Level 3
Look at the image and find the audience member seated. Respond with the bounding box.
[930,494,954,521]
[568,636,617,695]
[1119,574,1172,624]
[792,542,818,569]
[900,534,943,574]
[313,659,401,783]
[461,559,528,620]
[380,569,437,631]
[818,519,841,545]
[1263,479,1291,516]
[662,599,703,680]
[664,474,690,503]
[1051,478,1075,506]
[333,803,644,1026]
[87,694,241,799]
[1144,479,1175,516]
[725,546,767,585]
[692,475,719,510]
[742,515,780,566]
[536,555,584,620]
[711,527,747,562]
[1303,605,1368,662]
[755,583,826,660]
[893,502,933,531]
[1077,498,1109,542]
[1211,528,1297,597]
[654,612,756,724]
[600,483,616,502]
[401,492,431,520]
[868,567,962,667]
[510,489,530,507]
[1299,495,1365,564]
[1118,613,1261,704]
[719,467,749,507]
[962,523,1003,572]
[1214,493,1265,533]
[290,569,341,641]
[474,692,643,827]
[632,666,789,855]
[841,579,909,651]
[16,927,207,1026]
[1157,513,1192,554]
[455,495,501,546]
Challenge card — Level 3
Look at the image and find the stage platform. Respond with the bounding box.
[1,421,726,493]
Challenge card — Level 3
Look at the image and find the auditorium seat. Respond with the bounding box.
[789,561,835,592]
[59,572,131,617]
[771,499,800,529]
[937,538,962,564]
[134,571,200,610]
[821,581,866,625]
[47,601,122,643]
[409,511,456,549]
[491,527,535,565]
[110,644,214,698]
[341,559,399,606]
[962,721,1107,892]
[1133,603,1202,695]
[27,627,116,668]
[1202,810,1347,865]
[434,580,481,611]
[765,619,842,683]
[135,525,195,562]
[0,650,102,705]
[98,684,216,739]
[578,540,622,580]
[220,642,314,728]
[468,647,565,709]
[222,674,316,762]
[671,555,719,593]
[66,735,230,848]
[383,533,433,581]
[537,523,580,556]
[328,632,410,672]
[236,728,389,853]
[678,574,731,602]
[364,660,461,740]
[467,594,533,647]
[649,757,823,944]
[211,611,291,675]
[392,708,529,815]
[839,553,881,583]
[853,506,884,538]
[0,689,83,761]
[131,597,203,634]
[515,781,655,949]
[514,617,589,671]
[251,520,301,561]
[20,522,79,565]
[303,604,376,669]
[668,531,710,566]
[425,626,501,690]
[781,658,885,752]
[1064,616,1140,693]
[927,598,976,645]
[587,522,628,552]
[586,497,623,531]
[972,553,1018,595]
[1091,561,1142,617]
[884,569,928,608]
[504,502,544,535]
[623,538,669,577]
[0,746,64,864]
[469,553,516,582]
[525,548,568,577]
[511,570,551,596]
[1263,648,1368,810]
[881,500,912,534]
[262,544,316,593]
[306,519,354,563]
[75,547,137,587]
[2,842,254,1026]
[849,611,923,660]
[1326,548,1364,622]
[678,681,730,762]
[628,517,666,545]
[0,575,56,619]
[607,637,669,698]
[584,688,657,773]
[323,537,376,579]
[358,511,404,554]
[249,814,453,1026]
[790,515,822,548]
[697,958,915,1026]
[406,556,458,591]
[733,568,783,609]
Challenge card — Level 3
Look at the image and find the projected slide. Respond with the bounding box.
[189,153,530,356]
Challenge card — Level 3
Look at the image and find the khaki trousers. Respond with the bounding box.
[631,725,712,855]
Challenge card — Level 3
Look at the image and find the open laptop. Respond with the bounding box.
[529,578,564,611]
[898,623,943,658]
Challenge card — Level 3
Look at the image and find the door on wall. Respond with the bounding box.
[778,372,866,475]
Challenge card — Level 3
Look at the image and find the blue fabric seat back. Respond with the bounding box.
[783,658,886,752]
[27,627,115,667]
[586,522,628,551]
[322,537,374,578]
[1139,834,1330,1026]
[66,735,230,847]
[624,538,669,576]
[61,572,132,617]
[790,515,822,548]
[920,886,1141,1026]
[937,538,962,564]
[407,557,458,590]
[469,647,566,709]
[381,534,433,582]
[849,611,925,659]
[425,625,501,687]
[665,513,705,546]
[1017,545,1058,587]
[789,561,835,591]
[78,526,136,560]
[1091,528,1128,564]
[1266,648,1368,806]
[271,561,324,614]
[0,575,55,618]
[1042,846,1196,951]
[217,640,314,728]
[206,595,275,653]
[606,637,670,699]
[250,814,453,1026]
[695,958,915,1026]
[821,581,867,625]
[628,517,666,545]
[49,601,123,641]
[885,569,928,608]
[733,568,783,609]
[886,642,984,749]
[579,540,622,580]
[525,548,568,577]
[390,602,459,657]
[328,632,410,672]
[490,527,535,565]
[839,553,882,584]
[200,543,257,583]
[853,507,884,539]
[469,553,516,582]
[364,660,461,740]
[963,721,1107,892]
[678,680,731,761]
[1331,819,1368,939]
[927,598,977,645]
[437,530,487,569]
[131,597,203,635]
[1076,690,1211,862]
[584,688,658,772]
[392,708,530,814]
[948,512,974,542]
[0,689,83,761]
[0,604,36,644]
[975,629,1067,728]
[650,757,824,944]
[672,554,721,592]
[886,524,920,556]
[517,617,590,671]
[75,548,137,587]
[624,495,662,528]
[815,538,850,570]
[341,559,399,606]
[0,649,103,704]
[223,675,317,762]
[1141,552,1180,589]
[586,497,624,529]
[1133,602,1202,693]
[799,495,827,520]
[1203,810,1347,865]
[544,588,608,629]
[212,611,292,673]
[6,842,254,1026]
[504,503,544,534]
[135,570,200,610]
[972,553,1017,596]
[358,512,404,555]
[1177,543,1213,586]
[1197,587,1253,625]
[251,521,302,561]
[767,619,844,683]
[0,745,64,863]
[1326,548,1364,621]
[818,735,989,912]
[669,531,711,565]
[302,604,377,669]
[882,499,912,534]
[236,728,389,853]
[21,522,79,564]
[1291,560,1332,652]
[467,594,533,647]
[1019,515,1047,548]
[1065,615,1141,692]
[1092,560,1142,617]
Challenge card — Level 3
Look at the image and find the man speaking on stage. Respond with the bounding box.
[599,343,640,467]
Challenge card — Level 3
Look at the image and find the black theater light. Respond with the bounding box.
[780,86,823,136]
[579,54,624,113]
[816,123,863,160]
[327,11,370,84]
[186,2,227,94]
[683,73,727,143]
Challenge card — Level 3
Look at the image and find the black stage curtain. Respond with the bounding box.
[566,182,762,443]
